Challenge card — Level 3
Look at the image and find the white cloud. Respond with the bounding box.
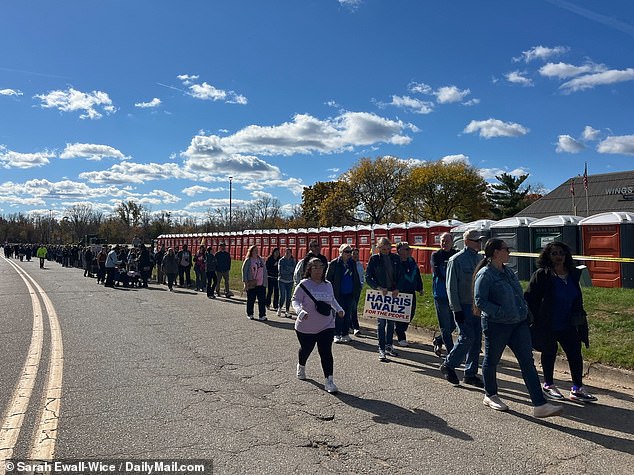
[0,147,54,169]
[185,198,250,210]
[582,126,601,141]
[539,61,605,79]
[435,86,470,104]
[560,68,634,92]
[479,167,529,180]
[463,118,529,139]
[505,70,533,86]
[34,87,116,119]
[251,190,274,200]
[441,154,470,165]
[134,97,161,108]
[597,135,634,155]
[338,0,363,10]
[184,111,415,161]
[556,135,585,153]
[178,74,247,105]
[176,74,199,85]
[513,45,569,63]
[462,98,480,106]
[386,95,434,114]
[0,89,23,96]
[408,82,433,95]
[182,185,226,197]
[60,143,128,161]
[79,161,192,184]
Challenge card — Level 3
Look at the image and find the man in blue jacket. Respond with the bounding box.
[431,233,458,357]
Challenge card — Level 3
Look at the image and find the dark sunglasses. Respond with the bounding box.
[342,250,352,254]
[550,250,565,256]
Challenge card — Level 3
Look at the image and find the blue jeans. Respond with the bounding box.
[377,318,394,351]
[434,298,456,353]
[395,296,417,341]
[349,294,361,331]
[482,319,546,407]
[445,305,481,377]
[278,281,293,312]
[335,293,353,337]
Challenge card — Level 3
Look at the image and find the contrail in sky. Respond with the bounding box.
[546,0,634,38]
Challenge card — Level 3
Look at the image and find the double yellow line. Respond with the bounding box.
[0,258,64,471]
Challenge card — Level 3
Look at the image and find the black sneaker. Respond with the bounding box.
[432,335,443,357]
[569,386,598,403]
[463,375,484,388]
[385,346,399,357]
[440,364,460,385]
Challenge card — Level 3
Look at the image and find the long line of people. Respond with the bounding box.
[8,233,597,419]
[265,233,597,420]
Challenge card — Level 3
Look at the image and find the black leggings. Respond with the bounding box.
[296,328,335,378]
[541,327,584,388]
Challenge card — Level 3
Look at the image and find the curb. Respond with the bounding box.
[359,316,634,391]
[224,285,634,391]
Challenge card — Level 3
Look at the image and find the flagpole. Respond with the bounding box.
[570,178,576,216]
[584,162,589,217]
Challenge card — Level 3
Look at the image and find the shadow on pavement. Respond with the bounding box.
[511,409,634,455]
[333,391,473,441]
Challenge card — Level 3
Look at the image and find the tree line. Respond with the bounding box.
[1,156,540,244]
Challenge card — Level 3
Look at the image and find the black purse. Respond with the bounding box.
[299,283,332,316]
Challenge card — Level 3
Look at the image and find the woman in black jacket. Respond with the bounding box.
[524,241,597,403]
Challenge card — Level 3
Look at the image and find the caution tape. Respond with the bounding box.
[404,245,634,264]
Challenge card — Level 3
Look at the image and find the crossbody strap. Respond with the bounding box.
[299,283,319,304]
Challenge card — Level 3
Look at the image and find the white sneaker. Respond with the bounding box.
[324,375,338,393]
[353,329,361,336]
[247,315,254,320]
[333,335,342,343]
[534,402,564,418]
[483,394,509,411]
[341,335,351,343]
[277,309,282,317]
[397,339,408,347]
[258,315,268,322]
[297,364,306,380]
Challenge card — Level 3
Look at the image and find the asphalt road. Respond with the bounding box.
[1,255,633,474]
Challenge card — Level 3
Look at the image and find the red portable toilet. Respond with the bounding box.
[356,225,373,263]
[270,230,279,254]
[296,228,308,259]
[307,227,320,253]
[343,226,357,249]
[388,222,408,245]
[406,221,434,273]
[317,227,331,260]
[579,212,634,288]
[373,224,389,247]
[329,226,344,260]
[278,229,288,252]
[261,230,271,258]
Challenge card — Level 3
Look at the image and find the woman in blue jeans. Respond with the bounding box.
[474,238,563,419]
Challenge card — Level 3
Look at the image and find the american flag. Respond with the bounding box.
[583,162,588,191]
[569,178,575,196]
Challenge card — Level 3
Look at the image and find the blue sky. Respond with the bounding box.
[1,0,633,221]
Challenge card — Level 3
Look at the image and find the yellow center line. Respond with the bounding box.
[0,258,44,474]
[16,269,65,462]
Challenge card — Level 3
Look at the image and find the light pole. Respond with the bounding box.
[229,176,233,232]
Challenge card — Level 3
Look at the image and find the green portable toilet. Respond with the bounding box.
[529,215,582,274]
[490,217,536,280]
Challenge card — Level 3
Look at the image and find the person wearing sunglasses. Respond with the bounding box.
[474,238,563,418]
[524,241,597,403]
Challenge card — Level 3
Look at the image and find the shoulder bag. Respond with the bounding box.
[299,283,332,316]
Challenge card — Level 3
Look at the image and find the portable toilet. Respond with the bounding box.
[356,225,373,263]
[451,220,497,250]
[296,228,308,258]
[528,215,582,273]
[490,217,536,280]
[329,226,344,260]
[278,229,288,253]
[261,230,271,258]
[342,225,357,248]
[388,222,408,245]
[579,212,634,288]
[287,229,300,259]
[374,224,389,248]
[405,221,433,274]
